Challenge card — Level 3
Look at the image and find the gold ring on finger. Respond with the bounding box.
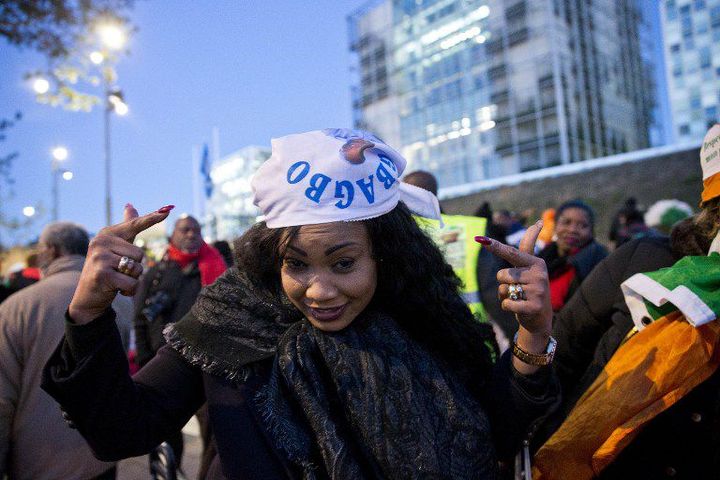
[118,256,136,276]
[517,284,527,300]
[508,283,524,301]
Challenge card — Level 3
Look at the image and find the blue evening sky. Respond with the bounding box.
[0,0,670,245]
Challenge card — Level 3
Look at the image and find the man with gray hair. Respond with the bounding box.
[0,222,132,479]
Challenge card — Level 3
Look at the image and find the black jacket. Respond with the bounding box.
[538,240,608,309]
[476,247,516,339]
[43,308,558,479]
[547,236,720,479]
[134,259,201,366]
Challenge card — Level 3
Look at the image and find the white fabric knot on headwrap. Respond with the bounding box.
[251,128,442,228]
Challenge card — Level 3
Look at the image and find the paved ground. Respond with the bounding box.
[118,417,201,480]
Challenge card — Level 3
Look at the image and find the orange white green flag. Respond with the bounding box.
[621,253,720,330]
[533,239,720,480]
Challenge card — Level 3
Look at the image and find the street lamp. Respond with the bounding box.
[32,77,50,94]
[89,51,105,65]
[108,90,129,115]
[95,22,128,226]
[101,85,129,225]
[27,18,129,226]
[97,23,127,50]
[51,146,72,221]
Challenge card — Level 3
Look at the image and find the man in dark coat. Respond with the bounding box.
[134,215,226,366]
[133,214,226,470]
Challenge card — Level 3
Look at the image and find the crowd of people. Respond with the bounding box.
[0,124,717,479]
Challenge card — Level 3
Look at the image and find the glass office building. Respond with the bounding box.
[661,0,720,142]
[349,0,655,188]
[205,145,270,241]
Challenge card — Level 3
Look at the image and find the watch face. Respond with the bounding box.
[547,336,557,354]
[545,336,557,364]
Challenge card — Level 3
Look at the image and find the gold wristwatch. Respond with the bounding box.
[512,332,557,366]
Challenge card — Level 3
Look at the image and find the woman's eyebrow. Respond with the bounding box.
[287,245,307,256]
[325,242,357,256]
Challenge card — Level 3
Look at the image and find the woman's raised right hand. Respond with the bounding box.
[68,204,174,324]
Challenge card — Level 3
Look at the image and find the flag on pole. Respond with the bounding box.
[200,143,213,198]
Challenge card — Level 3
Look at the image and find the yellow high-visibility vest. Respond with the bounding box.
[416,214,488,320]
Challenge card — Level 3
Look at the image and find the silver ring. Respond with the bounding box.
[508,283,524,301]
[118,256,135,275]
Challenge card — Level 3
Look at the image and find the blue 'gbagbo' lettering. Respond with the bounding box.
[376,163,396,190]
[356,176,375,204]
[334,180,354,209]
[287,161,310,184]
[305,173,332,203]
[377,153,397,172]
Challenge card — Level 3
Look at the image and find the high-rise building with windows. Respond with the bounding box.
[661,0,720,142]
[349,0,655,188]
[349,0,402,148]
[205,145,270,240]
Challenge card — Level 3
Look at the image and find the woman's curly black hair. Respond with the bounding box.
[234,202,498,401]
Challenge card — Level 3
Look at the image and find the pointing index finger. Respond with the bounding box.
[107,204,174,243]
[475,225,542,268]
[518,220,543,255]
[483,238,538,267]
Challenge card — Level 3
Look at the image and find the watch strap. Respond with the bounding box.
[512,333,557,366]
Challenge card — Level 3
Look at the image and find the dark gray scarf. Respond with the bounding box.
[165,267,498,479]
[257,314,498,479]
[164,266,302,382]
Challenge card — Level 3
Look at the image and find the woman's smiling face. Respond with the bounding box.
[280,221,377,332]
[555,207,593,255]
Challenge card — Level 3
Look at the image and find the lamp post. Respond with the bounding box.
[103,83,112,226]
[30,20,128,226]
[51,146,72,221]
[102,86,128,225]
[93,22,128,226]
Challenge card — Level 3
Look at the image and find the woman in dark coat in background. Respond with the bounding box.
[538,200,607,311]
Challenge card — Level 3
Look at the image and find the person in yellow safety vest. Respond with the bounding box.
[403,171,487,319]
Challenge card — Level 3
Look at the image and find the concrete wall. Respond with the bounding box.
[440,147,702,244]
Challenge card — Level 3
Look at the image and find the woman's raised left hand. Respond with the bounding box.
[476,220,553,374]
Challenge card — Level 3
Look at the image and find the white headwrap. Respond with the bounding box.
[251,128,442,228]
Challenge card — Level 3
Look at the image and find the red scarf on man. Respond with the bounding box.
[166,242,227,286]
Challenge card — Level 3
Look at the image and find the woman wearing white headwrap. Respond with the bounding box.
[42,129,558,479]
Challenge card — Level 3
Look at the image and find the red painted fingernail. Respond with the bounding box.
[475,235,492,245]
[157,205,175,213]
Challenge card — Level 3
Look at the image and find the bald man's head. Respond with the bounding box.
[403,170,438,195]
[170,215,202,253]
